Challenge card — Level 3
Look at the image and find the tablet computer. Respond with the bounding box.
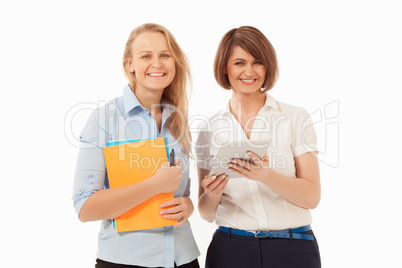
[209,140,270,179]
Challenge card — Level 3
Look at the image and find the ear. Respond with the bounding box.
[126,59,135,73]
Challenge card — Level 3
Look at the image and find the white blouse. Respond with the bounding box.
[195,94,318,231]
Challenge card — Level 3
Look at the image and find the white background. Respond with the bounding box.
[1,0,401,267]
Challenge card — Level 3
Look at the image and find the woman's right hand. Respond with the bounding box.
[201,173,229,198]
[153,160,183,194]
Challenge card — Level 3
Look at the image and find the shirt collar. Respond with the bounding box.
[222,93,279,115]
[161,100,176,121]
[123,84,143,115]
[122,84,176,120]
[264,93,279,110]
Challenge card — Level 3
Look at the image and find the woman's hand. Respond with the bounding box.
[152,160,182,194]
[228,151,271,181]
[160,197,194,227]
[197,168,227,222]
[201,174,229,198]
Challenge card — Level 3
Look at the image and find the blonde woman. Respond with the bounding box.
[73,23,200,268]
[196,26,321,267]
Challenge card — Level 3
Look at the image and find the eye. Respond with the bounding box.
[254,61,263,65]
[234,61,244,65]
[161,53,170,58]
[142,54,151,59]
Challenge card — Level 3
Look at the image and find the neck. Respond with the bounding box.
[133,87,164,114]
[230,90,266,117]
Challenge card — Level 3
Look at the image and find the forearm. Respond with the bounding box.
[182,196,194,218]
[198,193,221,222]
[260,169,321,209]
[79,177,159,222]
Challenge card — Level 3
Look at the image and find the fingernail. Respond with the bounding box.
[228,164,232,167]
[225,176,229,180]
[247,152,251,155]
[212,175,216,180]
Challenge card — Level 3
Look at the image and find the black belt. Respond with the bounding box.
[218,225,314,241]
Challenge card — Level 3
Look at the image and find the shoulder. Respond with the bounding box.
[275,100,302,115]
[87,96,123,121]
[79,95,123,146]
[195,107,228,131]
[274,100,311,122]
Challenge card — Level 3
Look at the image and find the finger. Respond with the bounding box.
[161,162,170,168]
[203,174,227,189]
[211,176,229,192]
[261,155,270,168]
[209,175,229,191]
[173,162,183,171]
[229,163,250,177]
[163,211,183,220]
[175,164,183,172]
[161,197,182,208]
[230,159,252,170]
[247,151,262,165]
[201,174,215,188]
[174,159,181,166]
[160,206,182,215]
[160,200,184,214]
[202,174,225,187]
[228,162,248,171]
[174,217,187,227]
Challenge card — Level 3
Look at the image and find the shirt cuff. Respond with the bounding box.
[293,144,319,158]
[195,158,212,170]
[73,196,89,219]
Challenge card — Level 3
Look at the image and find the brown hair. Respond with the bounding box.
[214,26,279,92]
[122,23,192,156]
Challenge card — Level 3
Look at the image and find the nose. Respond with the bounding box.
[243,64,254,77]
[152,57,163,68]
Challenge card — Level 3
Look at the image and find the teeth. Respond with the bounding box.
[241,79,254,83]
[148,73,165,77]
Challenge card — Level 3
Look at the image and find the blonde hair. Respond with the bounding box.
[122,23,192,156]
[214,26,279,92]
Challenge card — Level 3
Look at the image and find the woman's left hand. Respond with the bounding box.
[228,151,271,182]
[160,197,194,227]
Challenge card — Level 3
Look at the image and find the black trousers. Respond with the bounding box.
[95,258,199,268]
[205,229,321,268]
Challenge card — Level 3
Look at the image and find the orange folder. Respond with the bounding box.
[103,137,177,232]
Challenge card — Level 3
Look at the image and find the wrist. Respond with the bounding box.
[184,196,194,216]
[257,168,274,183]
[148,174,163,195]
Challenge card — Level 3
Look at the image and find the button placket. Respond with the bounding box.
[248,180,269,230]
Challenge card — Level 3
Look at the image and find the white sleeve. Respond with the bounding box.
[72,108,108,217]
[292,107,318,157]
[194,123,213,171]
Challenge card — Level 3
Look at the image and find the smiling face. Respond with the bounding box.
[127,31,176,94]
[226,46,266,95]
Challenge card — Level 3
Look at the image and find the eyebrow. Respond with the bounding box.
[232,58,261,63]
[138,50,171,54]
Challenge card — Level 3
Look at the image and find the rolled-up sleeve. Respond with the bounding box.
[292,107,318,157]
[72,108,108,218]
[194,130,212,170]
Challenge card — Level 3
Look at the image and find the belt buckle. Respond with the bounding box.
[254,231,266,238]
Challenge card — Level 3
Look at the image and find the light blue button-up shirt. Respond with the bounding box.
[72,85,200,267]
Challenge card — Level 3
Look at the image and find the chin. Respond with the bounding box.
[234,88,263,95]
